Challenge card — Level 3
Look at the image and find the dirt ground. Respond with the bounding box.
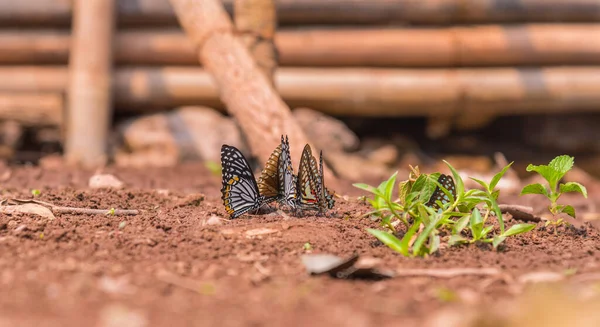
[0,162,599,327]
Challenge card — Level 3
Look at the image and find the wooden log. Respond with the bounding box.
[0,93,63,126]
[65,0,116,167]
[168,0,315,173]
[234,0,277,85]
[4,25,600,67]
[3,0,600,27]
[3,66,600,117]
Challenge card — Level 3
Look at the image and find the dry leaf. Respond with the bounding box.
[0,203,55,220]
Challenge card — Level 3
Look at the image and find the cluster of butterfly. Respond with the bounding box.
[220,135,335,219]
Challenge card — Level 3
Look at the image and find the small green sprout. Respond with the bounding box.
[31,189,41,197]
[434,287,458,303]
[199,283,216,296]
[303,242,312,251]
[520,155,587,232]
[205,161,222,177]
[106,208,116,216]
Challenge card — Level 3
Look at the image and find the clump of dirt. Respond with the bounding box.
[0,162,599,326]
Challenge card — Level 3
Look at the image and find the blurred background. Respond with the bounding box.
[1,0,600,183]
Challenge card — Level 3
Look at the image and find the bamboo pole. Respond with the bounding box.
[2,0,600,26]
[168,0,314,173]
[4,25,600,67]
[0,93,63,126]
[65,0,116,167]
[234,0,277,85]
[2,66,600,118]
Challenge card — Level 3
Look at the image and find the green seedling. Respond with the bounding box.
[303,242,313,251]
[31,189,41,197]
[520,155,587,234]
[205,161,222,177]
[106,208,116,216]
[357,160,537,256]
[450,208,535,248]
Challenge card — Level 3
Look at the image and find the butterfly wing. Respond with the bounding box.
[257,143,281,203]
[279,135,297,208]
[220,145,263,218]
[426,174,456,210]
[318,150,335,210]
[295,144,320,210]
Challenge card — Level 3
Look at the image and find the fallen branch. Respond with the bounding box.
[395,267,502,278]
[499,204,542,223]
[9,198,139,216]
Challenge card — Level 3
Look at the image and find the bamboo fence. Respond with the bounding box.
[0,0,600,162]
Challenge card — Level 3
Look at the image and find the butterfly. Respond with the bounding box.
[220,144,271,219]
[426,174,456,210]
[295,144,321,212]
[317,150,336,211]
[295,144,335,214]
[256,142,282,201]
[278,135,298,209]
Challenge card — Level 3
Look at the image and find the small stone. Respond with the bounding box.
[89,174,124,189]
[206,215,222,226]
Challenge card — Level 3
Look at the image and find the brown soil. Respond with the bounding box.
[0,162,599,327]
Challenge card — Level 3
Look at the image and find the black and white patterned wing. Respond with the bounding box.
[279,135,297,208]
[220,145,263,218]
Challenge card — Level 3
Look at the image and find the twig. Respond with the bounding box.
[499,204,541,223]
[395,267,502,278]
[8,198,139,216]
[53,206,139,215]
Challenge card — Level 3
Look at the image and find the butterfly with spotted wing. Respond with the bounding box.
[425,174,456,210]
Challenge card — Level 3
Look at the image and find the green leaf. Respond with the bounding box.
[453,214,470,234]
[367,229,407,256]
[520,183,549,197]
[353,183,381,196]
[560,182,588,198]
[492,236,506,249]
[469,177,489,191]
[549,155,574,175]
[413,213,442,256]
[418,203,431,225]
[502,223,536,237]
[400,220,422,253]
[526,164,561,191]
[490,198,505,234]
[469,208,484,239]
[449,234,468,246]
[491,190,500,200]
[443,160,465,197]
[398,180,411,204]
[383,171,399,200]
[412,174,438,204]
[490,161,514,191]
[559,205,576,218]
[482,225,494,237]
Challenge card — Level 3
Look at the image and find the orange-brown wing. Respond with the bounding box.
[257,143,281,202]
